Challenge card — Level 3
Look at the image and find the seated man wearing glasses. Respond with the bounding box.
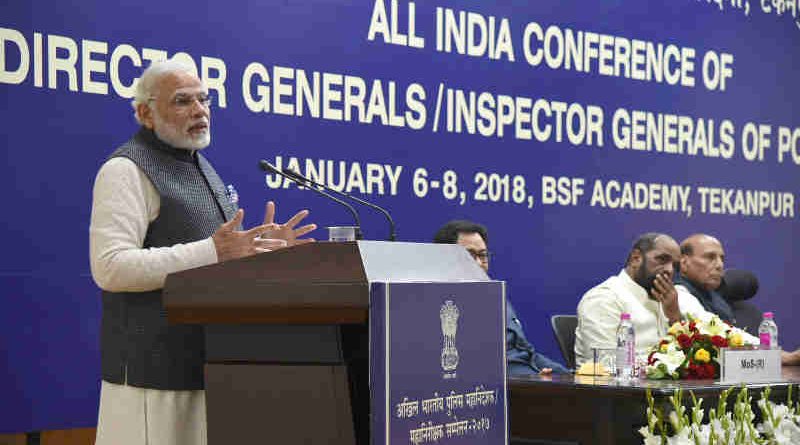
[433,220,569,375]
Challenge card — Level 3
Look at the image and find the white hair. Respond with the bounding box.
[131,58,198,124]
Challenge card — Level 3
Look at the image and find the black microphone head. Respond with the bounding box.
[259,159,279,174]
[718,269,759,302]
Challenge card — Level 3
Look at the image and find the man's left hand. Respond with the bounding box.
[651,272,681,324]
[261,201,317,247]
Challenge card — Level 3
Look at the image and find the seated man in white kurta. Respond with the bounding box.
[574,232,711,365]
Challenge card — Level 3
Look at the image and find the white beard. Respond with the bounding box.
[152,109,211,150]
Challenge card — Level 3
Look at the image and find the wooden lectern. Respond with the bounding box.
[163,241,486,445]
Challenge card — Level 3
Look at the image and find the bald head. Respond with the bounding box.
[680,234,725,291]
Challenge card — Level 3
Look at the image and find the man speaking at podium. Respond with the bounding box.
[434,220,569,375]
[89,59,315,445]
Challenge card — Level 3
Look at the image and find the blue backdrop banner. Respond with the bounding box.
[1,0,798,432]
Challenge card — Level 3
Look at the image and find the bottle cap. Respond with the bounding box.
[763,312,774,319]
[620,313,631,320]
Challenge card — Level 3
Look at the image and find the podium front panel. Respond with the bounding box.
[370,281,507,445]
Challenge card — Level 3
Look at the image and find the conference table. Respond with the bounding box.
[509,366,800,444]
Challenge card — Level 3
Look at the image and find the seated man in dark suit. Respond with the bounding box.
[675,234,736,323]
[433,220,569,375]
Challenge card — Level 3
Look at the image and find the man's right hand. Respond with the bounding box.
[651,272,682,325]
[212,209,287,262]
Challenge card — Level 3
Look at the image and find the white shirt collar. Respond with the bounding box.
[617,268,651,305]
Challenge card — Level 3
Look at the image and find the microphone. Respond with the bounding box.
[259,160,362,239]
[718,269,759,302]
[282,168,397,241]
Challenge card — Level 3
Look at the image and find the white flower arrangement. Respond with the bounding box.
[639,385,800,444]
[645,314,758,381]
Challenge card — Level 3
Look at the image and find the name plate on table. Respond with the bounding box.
[719,348,782,383]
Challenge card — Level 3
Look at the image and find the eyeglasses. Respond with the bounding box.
[149,93,213,110]
[467,249,491,262]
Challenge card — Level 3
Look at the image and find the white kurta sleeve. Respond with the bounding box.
[89,157,218,292]
[675,286,759,344]
[575,288,625,364]
[675,286,710,321]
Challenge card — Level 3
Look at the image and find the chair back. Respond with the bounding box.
[730,300,762,335]
[550,314,578,369]
[719,268,762,335]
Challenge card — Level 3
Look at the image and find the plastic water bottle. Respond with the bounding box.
[616,313,636,378]
[758,312,779,349]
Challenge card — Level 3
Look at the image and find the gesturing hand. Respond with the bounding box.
[260,201,317,246]
[212,209,288,262]
[651,272,681,324]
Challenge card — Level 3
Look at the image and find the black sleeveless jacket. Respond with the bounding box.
[99,128,236,389]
